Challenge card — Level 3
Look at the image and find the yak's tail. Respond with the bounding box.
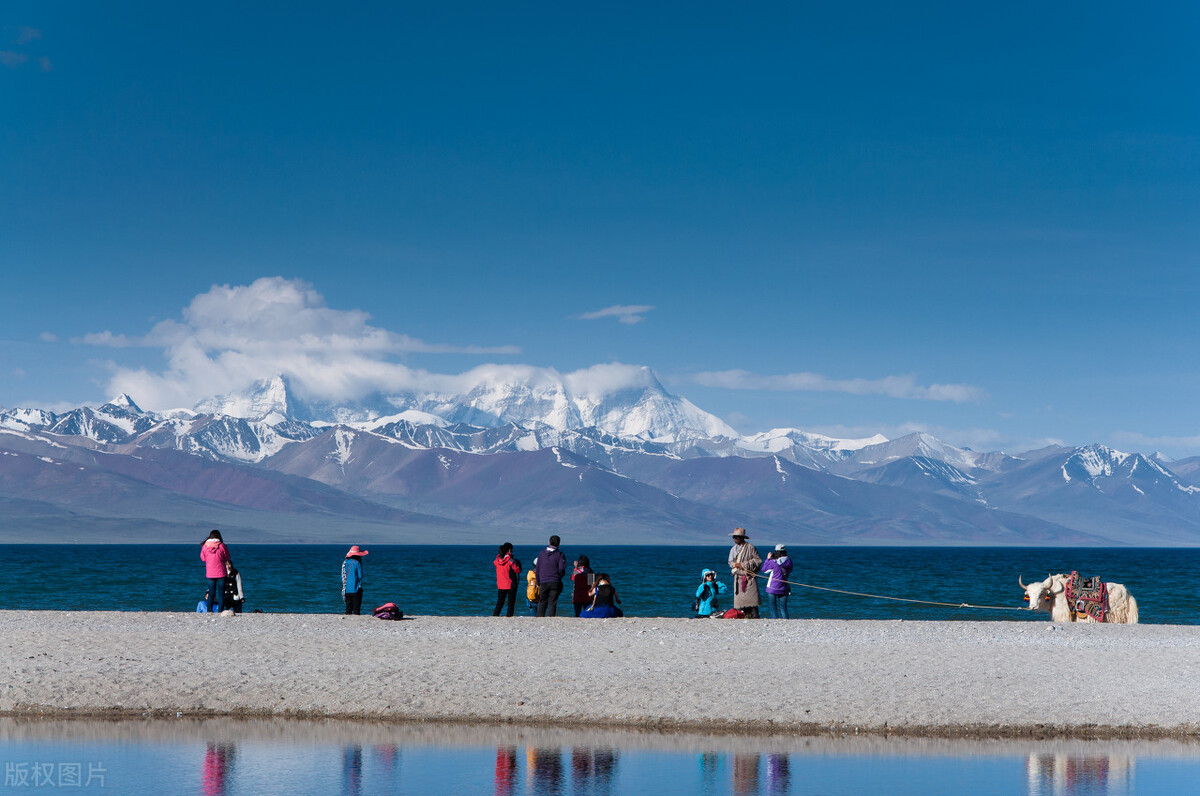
[1125,594,1139,624]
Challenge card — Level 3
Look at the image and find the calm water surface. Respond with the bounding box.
[2,719,1197,795]
[2,544,1195,623]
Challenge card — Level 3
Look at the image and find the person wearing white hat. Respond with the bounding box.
[726,528,762,618]
[762,544,794,618]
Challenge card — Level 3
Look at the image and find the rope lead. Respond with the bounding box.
[747,571,1027,612]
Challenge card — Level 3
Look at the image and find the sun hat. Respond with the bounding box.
[345,545,369,558]
[730,528,748,538]
[775,544,787,552]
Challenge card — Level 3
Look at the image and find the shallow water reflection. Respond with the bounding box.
[1,719,1196,795]
[1027,752,1133,796]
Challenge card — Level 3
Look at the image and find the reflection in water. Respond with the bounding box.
[496,746,518,796]
[201,743,235,796]
[373,745,400,793]
[569,746,618,796]
[1027,753,1133,796]
[344,745,363,796]
[528,747,563,796]
[10,718,1200,796]
[699,751,721,795]
[733,753,760,796]
[766,753,790,796]
[594,748,616,796]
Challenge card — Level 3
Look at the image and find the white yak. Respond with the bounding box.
[1019,573,1139,624]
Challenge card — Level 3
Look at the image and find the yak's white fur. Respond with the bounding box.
[1020,573,1139,624]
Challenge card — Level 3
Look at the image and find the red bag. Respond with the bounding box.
[721,608,746,619]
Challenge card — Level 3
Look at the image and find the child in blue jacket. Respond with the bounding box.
[694,569,728,617]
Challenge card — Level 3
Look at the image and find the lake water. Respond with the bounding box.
[2,544,1195,623]
[2,719,1198,795]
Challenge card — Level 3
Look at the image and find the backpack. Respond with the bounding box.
[372,602,403,620]
[721,608,746,619]
[526,572,539,601]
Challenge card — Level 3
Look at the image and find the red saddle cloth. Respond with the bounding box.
[1065,571,1108,622]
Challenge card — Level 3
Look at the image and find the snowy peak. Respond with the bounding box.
[848,432,981,472]
[1058,444,1196,495]
[194,375,302,421]
[378,365,738,441]
[49,402,157,443]
[1061,444,1132,482]
[740,428,888,454]
[0,407,58,432]
[107,394,142,413]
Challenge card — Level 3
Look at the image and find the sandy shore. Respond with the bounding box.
[3,612,1199,738]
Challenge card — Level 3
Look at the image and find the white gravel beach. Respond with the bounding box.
[3,612,1199,738]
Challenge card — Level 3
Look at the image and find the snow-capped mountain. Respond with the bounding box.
[190,366,737,442]
[5,374,1200,545]
[194,376,310,421]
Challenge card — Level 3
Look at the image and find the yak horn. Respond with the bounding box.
[1018,575,1027,589]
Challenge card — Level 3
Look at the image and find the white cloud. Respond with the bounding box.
[79,277,521,410]
[39,332,57,342]
[77,331,135,347]
[577,304,655,324]
[691,370,985,403]
[1111,430,1200,458]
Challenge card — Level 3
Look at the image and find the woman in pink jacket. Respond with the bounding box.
[201,530,231,613]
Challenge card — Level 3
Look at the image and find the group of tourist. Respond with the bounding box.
[493,536,623,619]
[197,530,245,614]
[197,527,795,619]
[717,527,793,619]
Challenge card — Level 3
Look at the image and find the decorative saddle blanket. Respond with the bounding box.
[1065,571,1107,622]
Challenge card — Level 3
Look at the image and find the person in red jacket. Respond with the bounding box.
[492,542,523,617]
[571,554,594,616]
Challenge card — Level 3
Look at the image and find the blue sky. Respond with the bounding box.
[2,3,1198,456]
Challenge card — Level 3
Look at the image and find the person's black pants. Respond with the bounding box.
[345,590,363,615]
[536,582,562,617]
[493,588,517,617]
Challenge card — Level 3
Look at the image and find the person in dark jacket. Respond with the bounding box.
[571,554,594,617]
[222,563,245,614]
[533,535,567,617]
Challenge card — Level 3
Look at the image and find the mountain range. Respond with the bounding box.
[3,371,1199,545]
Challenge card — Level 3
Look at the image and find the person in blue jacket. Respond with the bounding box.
[341,545,368,614]
[694,569,728,617]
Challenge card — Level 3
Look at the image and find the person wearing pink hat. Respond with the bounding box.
[341,545,369,614]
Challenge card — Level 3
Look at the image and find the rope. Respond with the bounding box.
[743,570,1028,612]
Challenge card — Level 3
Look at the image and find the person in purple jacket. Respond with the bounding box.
[533,535,567,617]
[762,544,794,619]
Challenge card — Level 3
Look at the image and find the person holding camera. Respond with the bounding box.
[762,544,794,619]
